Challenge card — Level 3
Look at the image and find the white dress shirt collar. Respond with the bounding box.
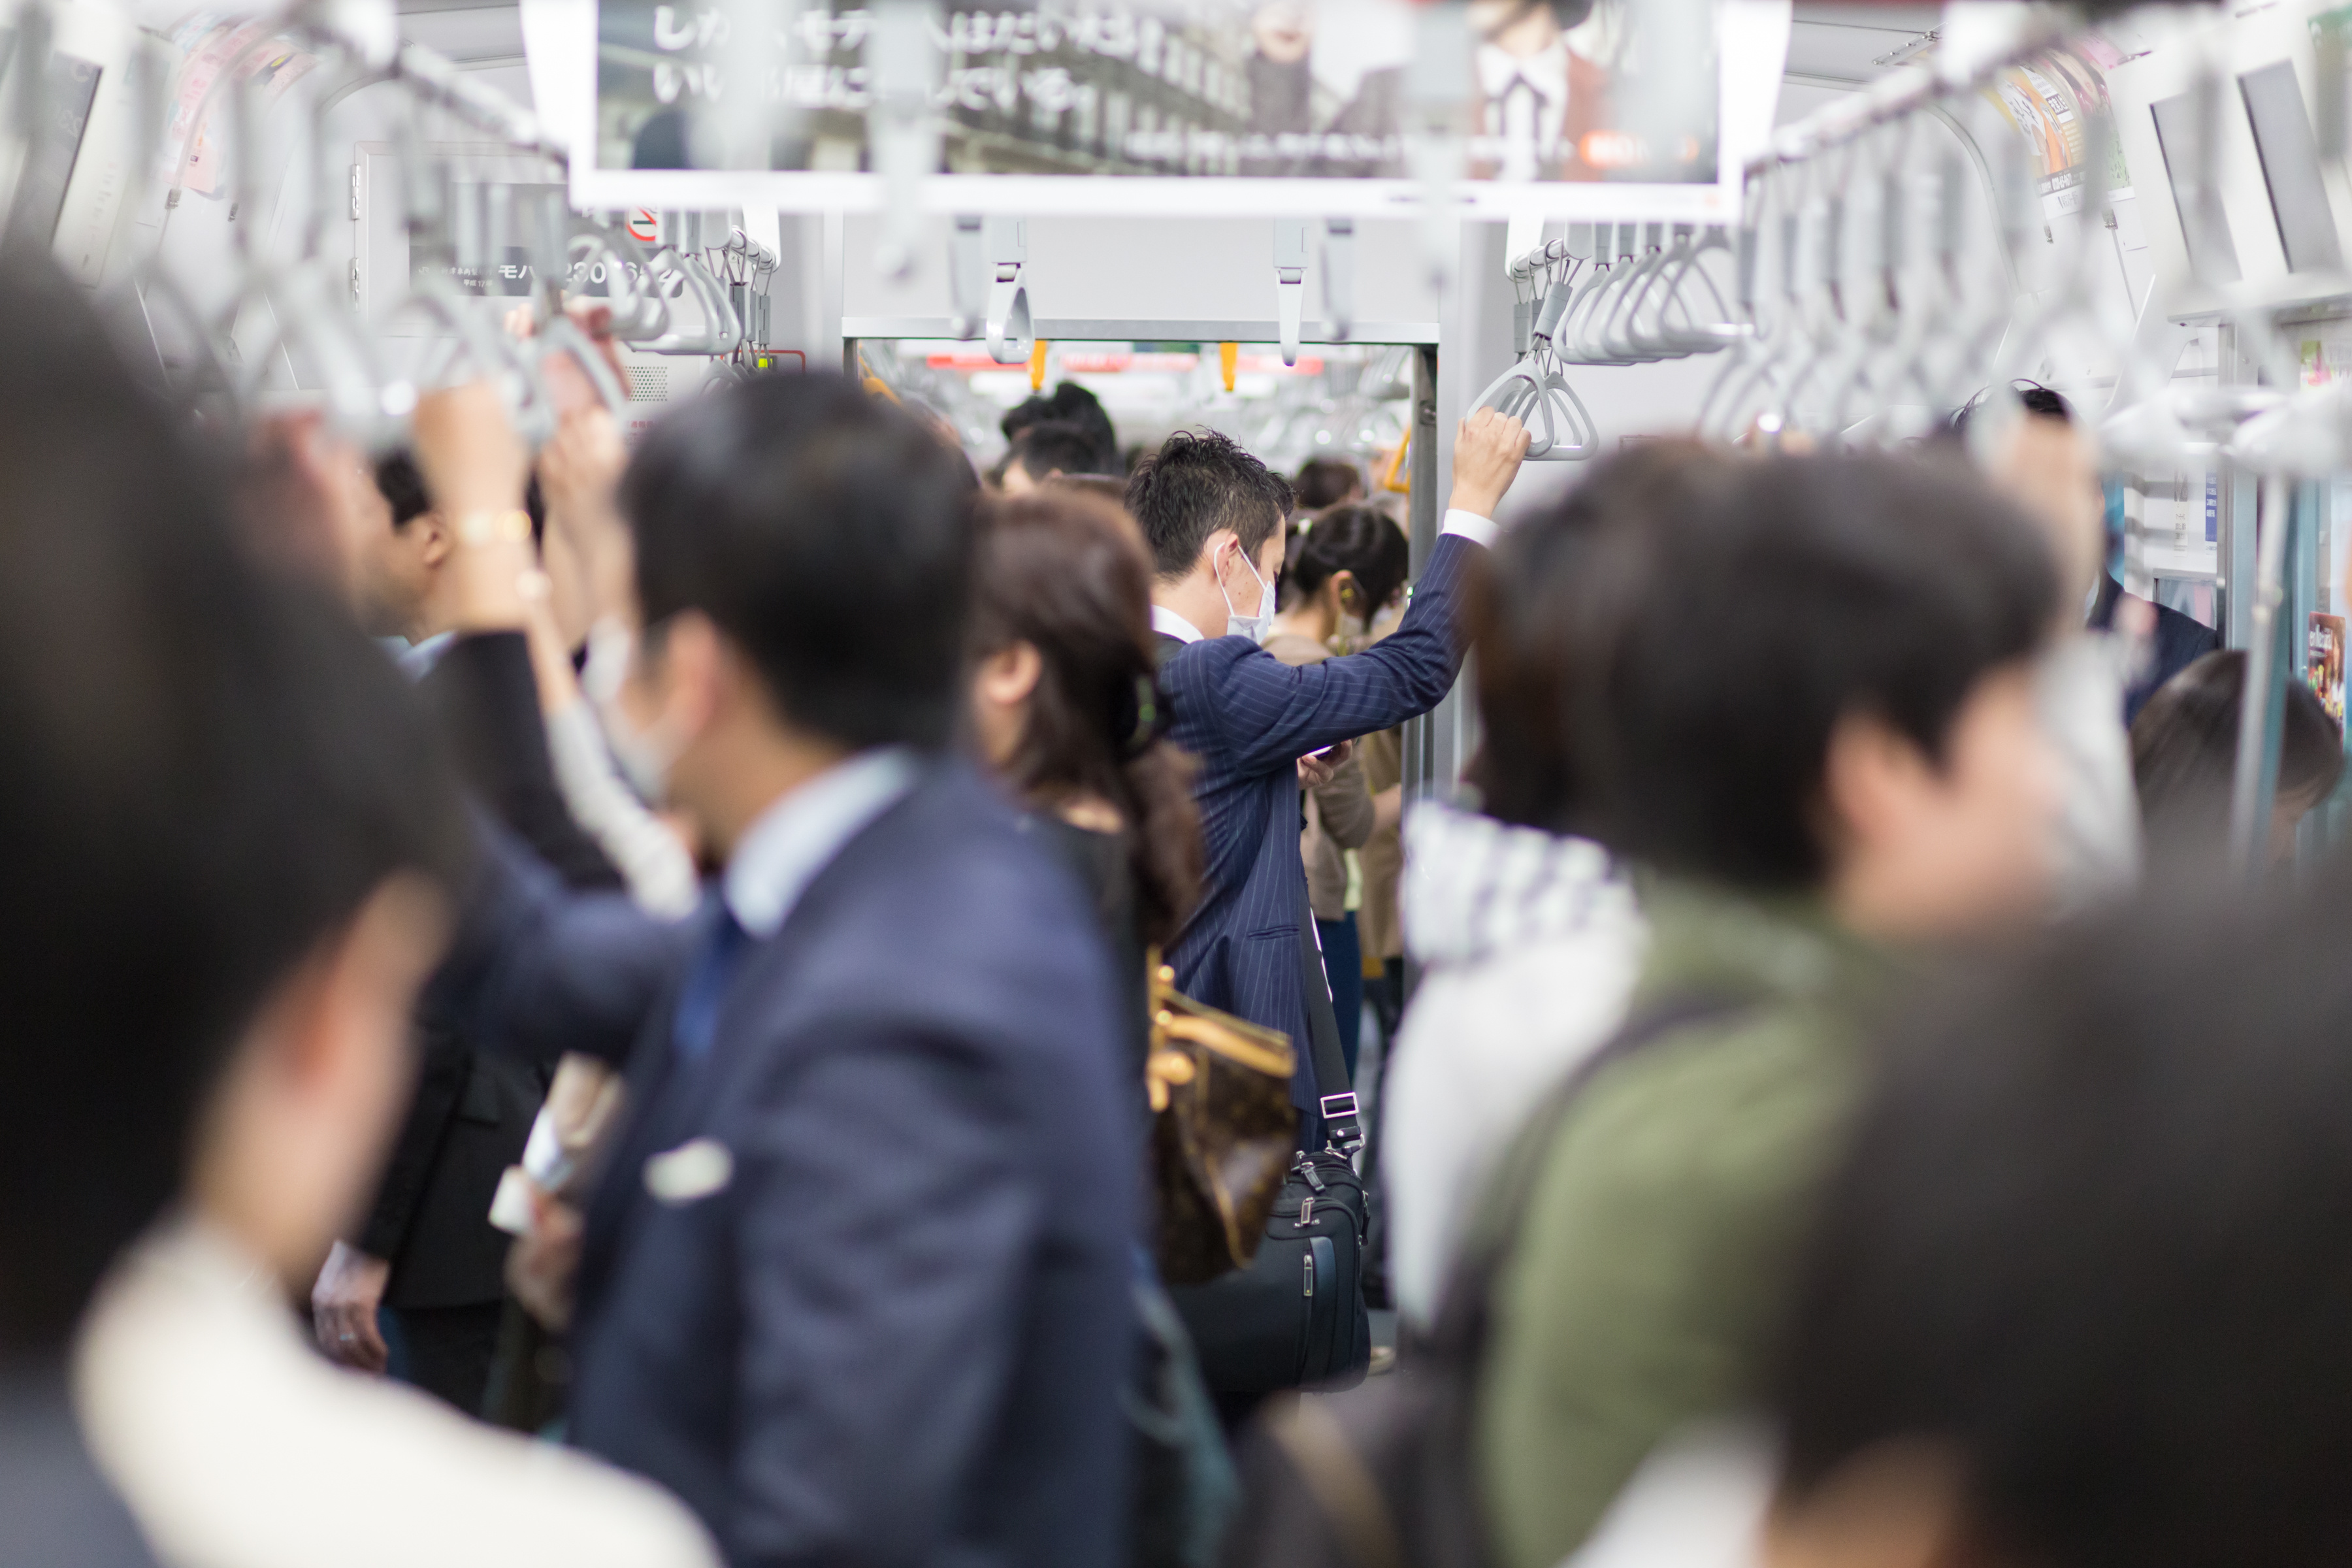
[1151,604,1207,644]
[722,746,921,939]
[390,629,457,682]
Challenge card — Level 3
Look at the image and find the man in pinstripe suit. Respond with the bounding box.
[1125,410,1530,1135]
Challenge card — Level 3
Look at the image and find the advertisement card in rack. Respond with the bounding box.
[553,0,1792,220]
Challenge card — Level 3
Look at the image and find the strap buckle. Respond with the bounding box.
[1318,1092,1364,1156]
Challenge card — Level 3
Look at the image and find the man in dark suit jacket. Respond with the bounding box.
[1126,412,1529,1128]
[1953,384,2219,727]
[354,632,631,1409]
[424,373,1135,1567]
[315,454,631,1414]
[2092,569,2221,725]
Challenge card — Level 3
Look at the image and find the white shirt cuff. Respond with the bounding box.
[1441,508,1497,547]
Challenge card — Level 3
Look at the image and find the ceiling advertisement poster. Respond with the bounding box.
[567,1,1788,218]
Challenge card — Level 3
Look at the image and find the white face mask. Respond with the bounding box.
[585,617,690,804]
[1219,542,1277,644]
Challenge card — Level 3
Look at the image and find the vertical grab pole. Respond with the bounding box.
[2231,477,2298,875]
[2290,479,2329,864]
[1401,341,1442,1004]
[1402,342,1442,803]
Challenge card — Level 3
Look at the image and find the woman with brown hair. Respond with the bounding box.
[1264,503,1414,1081]
[970,487,1234,1568]
[968,487,1205,1086]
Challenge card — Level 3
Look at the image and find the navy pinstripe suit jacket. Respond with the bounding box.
[1159,531,1481,1107]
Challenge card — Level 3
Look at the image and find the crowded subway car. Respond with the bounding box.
[10,2,2352,1567]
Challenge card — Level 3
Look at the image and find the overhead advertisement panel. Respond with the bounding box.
[563,1,1789,220]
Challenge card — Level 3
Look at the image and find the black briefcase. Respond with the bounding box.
[1170,1145,1372,1393]
[1168,880,1373,1394]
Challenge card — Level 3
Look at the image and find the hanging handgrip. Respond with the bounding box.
[988,276,1033,365]
[638,243,740,355]
[1275,218,1309,367]
[1473,363,1559,458]
[1532,373,1598,461]
[985,215,1031,365]
[568,227,669,340]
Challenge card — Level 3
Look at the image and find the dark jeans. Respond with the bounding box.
[382,1301,505,1416]
[1315,913,1364,1085]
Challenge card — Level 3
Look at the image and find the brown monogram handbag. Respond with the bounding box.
[1146,957,1300,1286]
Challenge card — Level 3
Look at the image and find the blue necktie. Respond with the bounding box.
[672,907,751,1065]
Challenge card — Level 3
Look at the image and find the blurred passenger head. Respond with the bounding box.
[232,415,395,608]
[1292,457,1364,513]
[1281,504,1410,632]
[1043,472,1131,508]
[0,257,468,1357]
[1772,887,2352,1568]
[2006,384,2074,425]
[2017,384,2072,423]
[353,449,451,641]
[1951,383,2074,436]
[1126,429,1295,631]
[1957,384,2103,613]
[1556,449,2062,940]
[1001,381,1117,474]
[1469,441,1716,837]
[2131,649,2343,869]
[374,448,433,527]
[617,374,973,838]
[1002,420,1105,497]
[895,393,960,449]
[968,490,1201,945]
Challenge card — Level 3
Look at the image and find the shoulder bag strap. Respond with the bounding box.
[1426,992,1754,1361]
[1297,877,1359,1154]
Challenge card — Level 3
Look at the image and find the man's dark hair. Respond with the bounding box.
[2131,648,2344,855]
[622,373,975,751]
[1560,449,2056,885]
[1952,380,2074,439]
[1778,883,2352,1568]
[2019,384,2074,421]
[1001,381,1117,474]
[375,449,433,528]
[1007,420,1103,486]
[1469,441,1720,836]
[1124,429,1294,581]
[0,255,469,1356]
[1292,457,1362,513]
